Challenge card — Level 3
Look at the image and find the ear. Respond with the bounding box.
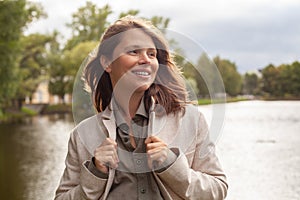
[100,55,111,73]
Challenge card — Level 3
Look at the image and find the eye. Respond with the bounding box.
[127,49,138,55]
[147,50,157,58]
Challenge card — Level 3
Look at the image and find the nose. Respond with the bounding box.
[138,51,151,65]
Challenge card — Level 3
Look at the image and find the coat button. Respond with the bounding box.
[136,159,142,165]
[140,188,146,194]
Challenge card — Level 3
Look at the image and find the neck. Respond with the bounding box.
[114,91,144,119]
[128,92,144,118]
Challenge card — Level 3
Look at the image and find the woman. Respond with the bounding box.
[55,16,228,200]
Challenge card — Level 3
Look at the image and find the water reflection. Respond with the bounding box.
[0,114,73,200]
[0,123,24,199]
[216,101,300,200]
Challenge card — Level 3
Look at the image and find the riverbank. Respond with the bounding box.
[198,96,253,105]
[0,104,72,124]
[41,104,72,115]
[1,98,239,123]
[262,96,300,101]
[1,97,299,123]
[198,95,300,105]
[0,107,38,123]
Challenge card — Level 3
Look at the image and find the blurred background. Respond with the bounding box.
[0,0,299,199]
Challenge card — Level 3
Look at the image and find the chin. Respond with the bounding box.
[135,84,151,93]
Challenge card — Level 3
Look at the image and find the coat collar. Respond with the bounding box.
[77,97,186,155]
[101,98,183,141]
[101,96,149,139]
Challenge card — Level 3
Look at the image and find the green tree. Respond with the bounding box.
[277,64,290,97]
[14,34,53,108]
[48,41,98,103]
[0,0,45,111]
[214,56,242,96]
[64,2,112,50]
[277,61,300,97]
[196,53,214,97]
[289,61,300,96]
[243,72,259,95]
[119,9,139,18]
[174,52,201,99]
[261,64,280,97]
[149,16,170,32]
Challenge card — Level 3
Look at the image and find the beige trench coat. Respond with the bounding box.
[55,104,228,200]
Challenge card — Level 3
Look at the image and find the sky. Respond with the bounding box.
[26,0,300,73]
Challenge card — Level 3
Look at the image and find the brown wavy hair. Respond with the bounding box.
[84,16,188,115]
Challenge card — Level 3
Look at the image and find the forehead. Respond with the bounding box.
[115,29,156,51]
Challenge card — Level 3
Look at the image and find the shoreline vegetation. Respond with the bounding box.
[1,96,300,124]
[0,104,72,124]
[197,96,250,105]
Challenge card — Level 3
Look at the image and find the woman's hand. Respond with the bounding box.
[145,136,169,170]
[94,138,119,174]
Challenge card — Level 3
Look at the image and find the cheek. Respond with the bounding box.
[152,58,159,68]
[153,62,159,74]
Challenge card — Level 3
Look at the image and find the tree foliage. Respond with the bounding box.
[48,40,98,103]
[243,73,259,95]
[119,9,139,18]
[64,2,112,50]
[261,62,300,97]
[149,16,170,32]
[16,34,53,103]
[194,53,213,97]
[0,0,45,110]
[214,56,242,96]
[261,64,280,96]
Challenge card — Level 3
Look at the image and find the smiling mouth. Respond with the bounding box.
[132,70,151,77]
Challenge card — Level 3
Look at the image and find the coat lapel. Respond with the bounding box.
[101,100,118,140]
[102,118,117,140]
[100,106,117,200]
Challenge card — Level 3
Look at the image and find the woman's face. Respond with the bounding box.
[104,29,159,94]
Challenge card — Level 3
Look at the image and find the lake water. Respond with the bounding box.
[0,101,299,200]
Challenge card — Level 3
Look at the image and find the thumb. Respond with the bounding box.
[145,136,153,144]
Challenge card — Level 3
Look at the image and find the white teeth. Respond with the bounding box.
[134,71,150,76]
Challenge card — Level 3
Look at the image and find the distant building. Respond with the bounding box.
[26,81,71,104]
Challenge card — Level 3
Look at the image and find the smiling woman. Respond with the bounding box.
[54,16,228,200]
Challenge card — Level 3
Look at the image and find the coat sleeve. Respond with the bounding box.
[54,129,108,200]
[156,112,228,200]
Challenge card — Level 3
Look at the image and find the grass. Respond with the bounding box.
[0,107,38,123]
[198,96,251,105]
[42,104,72,114]
[21,106,38,116]
[198,99,213,105]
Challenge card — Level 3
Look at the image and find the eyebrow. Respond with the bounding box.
[124,45,157,51]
